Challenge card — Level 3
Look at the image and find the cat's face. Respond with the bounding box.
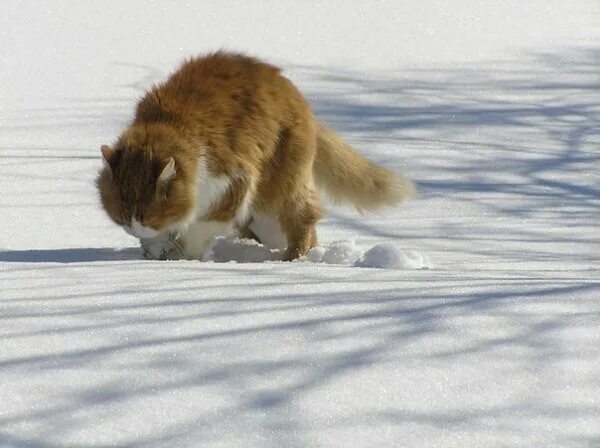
[97,144,194,239]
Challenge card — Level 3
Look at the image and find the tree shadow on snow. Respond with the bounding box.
[295,45,600,266]
[300,47,600,220]
[0,247,140,263]
[2,45,600,447]
[1,266,598,447]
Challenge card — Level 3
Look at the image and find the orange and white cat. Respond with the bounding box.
[97,52,414,261]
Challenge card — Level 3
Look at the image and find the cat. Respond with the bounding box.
[97,51,414,261]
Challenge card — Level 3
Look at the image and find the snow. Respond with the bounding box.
[307,240,361,265]
[304,240,432,269]
[354,244,432,270]
[209,237,281,263]
[192,237,431,270]
[1,1,600,447]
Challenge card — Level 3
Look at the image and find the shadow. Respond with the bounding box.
[2,45,600,447]
[301,49,600,208]
[290,45,600,269]
[1,266,598,447]
[0,247,140,263]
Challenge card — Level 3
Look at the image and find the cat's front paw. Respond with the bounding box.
[141,240,166,260]
[141,237,187,260]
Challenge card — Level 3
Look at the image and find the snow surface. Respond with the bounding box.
[354,244,432,270]
[1,1,599,447]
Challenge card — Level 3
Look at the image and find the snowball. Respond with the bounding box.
[320,240,362,265]
[306,246,326,263]
[354,243,431,269]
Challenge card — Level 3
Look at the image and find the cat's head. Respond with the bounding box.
[97,126,196,239]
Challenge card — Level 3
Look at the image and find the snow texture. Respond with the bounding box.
[1,1,599,447]
[209,237,281,263]
[306,240,361,265]
[208,237,430,270]
[355,244,432,270]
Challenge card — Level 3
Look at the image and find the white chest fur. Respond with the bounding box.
[193,156,254,225]
[167,156,254,258]
[194,157,233,220]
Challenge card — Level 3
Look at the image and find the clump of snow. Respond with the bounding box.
[307,240,430,269]
[208,238,429,269]
[354,243,432,269]
[305,245,326,263]
[306,240,362,265]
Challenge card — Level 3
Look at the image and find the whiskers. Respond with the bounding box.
[168,233,188,260]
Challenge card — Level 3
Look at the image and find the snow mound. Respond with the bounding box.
[306,240,362,264]
[207,237,430,269]
[307,240,430,269]
[354,243,432,269]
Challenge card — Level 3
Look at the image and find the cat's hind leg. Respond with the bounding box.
[274,124,322,261]
[279,185,321,261]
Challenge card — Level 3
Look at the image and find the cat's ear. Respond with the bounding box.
[101,145,117,177]
[158,157,176,184]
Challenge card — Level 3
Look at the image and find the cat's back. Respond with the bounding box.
[136,51,306,130]
[177,52,280,85]
[134,51,312,167]
[161,52,286,106]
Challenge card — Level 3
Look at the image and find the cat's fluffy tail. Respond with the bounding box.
[313,124,415,212]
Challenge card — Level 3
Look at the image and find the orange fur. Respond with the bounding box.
[97,51,414,260]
